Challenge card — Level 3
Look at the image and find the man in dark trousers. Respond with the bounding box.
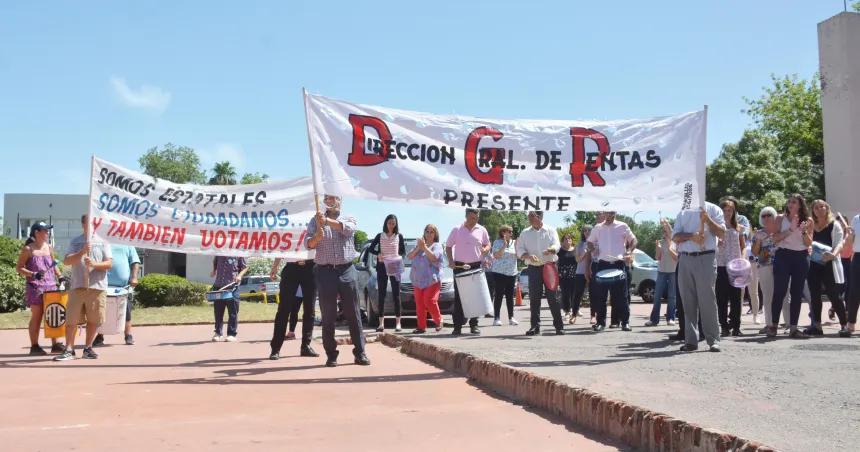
[269,259,317,360]
[305,194,370,367]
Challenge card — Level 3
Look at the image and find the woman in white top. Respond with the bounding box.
[768,194,813,338]
[716,197,746,337]
[805,200,847,336]
[490,225,519,326]
[368,214,406,332]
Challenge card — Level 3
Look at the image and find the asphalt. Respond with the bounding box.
[0,322,626,452]
[407,296,859,452]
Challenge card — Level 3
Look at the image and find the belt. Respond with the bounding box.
[680,250,715,257]
[315,262,352,269]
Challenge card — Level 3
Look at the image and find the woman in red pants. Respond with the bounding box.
[408,224,444,334]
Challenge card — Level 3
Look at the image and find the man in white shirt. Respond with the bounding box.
[672,202,726,352]
[587,211,637,332]
[516,211,564,335]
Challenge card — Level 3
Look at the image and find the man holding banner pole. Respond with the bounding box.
[445,208,491,336]
[305,194,370,367]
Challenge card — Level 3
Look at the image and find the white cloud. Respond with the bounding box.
[109,76,171,113]
[199,143,247,172]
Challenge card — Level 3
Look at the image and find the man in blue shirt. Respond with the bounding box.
[94,245,140,346]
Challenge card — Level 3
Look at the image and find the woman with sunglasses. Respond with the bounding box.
[768,194,813,338]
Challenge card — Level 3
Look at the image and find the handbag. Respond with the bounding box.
[542,261,560,292]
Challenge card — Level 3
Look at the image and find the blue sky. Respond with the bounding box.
[0,1,847,238]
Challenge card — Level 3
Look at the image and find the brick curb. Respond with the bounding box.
[377,333,778,452]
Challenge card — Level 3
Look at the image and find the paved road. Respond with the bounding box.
[409,296,859,452]
[0,323,625,452]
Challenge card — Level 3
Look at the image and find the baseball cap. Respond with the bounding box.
[29,221,54,235]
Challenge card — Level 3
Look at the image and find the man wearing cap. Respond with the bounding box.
[673,202,726,353]
[94,244,140,346]
[305,194,369,367]
[516,211,564,335]
[55,214,113,361]
[445,208,491,336]
[587,211,637,332]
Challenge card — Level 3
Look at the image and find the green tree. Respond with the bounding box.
[853,1,860,12]
[0,236,24,268]
[139,143,206,184]
[240,172,269,184]
[354,229,368,251]
[209,161,238,185]
[478,210,529,241]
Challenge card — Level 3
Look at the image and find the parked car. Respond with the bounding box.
[355,239,455,327]
[238,275,279,298]
[518,268,529,297]
[629,249,658,303]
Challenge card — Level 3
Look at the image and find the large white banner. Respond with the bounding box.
[306,93,706,212]
[89,157,316,259]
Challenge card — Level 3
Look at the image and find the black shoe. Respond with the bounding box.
[621,323,632,332]
[789,329,810,339]
[470,325,481,335]
[555,328,565,335]
[668,333,684,341]
[82,347,98,359]
[269,351,280,360]
[50,342,65,354]
[592,324,605,332]
[679,344,698,352]
[526,326,540,336]
[53,349,76,361]
[300,345,320,357]
[803,326,824,336]
[124,334,134,345]
[720,326,731,337]
[93,334,105,347]
[452,326,462,336]
[354,353,371,365]
[411,329,426,334]
[731,329,743,337]
[29,345,47,356]
[609,323,619,329]
[325,351,339,367]
[838,327,852,338]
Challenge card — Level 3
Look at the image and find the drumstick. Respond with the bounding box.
[219,282,237,291]
[454,264,472,270]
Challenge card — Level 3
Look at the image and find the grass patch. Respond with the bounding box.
[0,302,280,330]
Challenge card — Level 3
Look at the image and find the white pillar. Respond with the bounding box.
[819,12,860,217]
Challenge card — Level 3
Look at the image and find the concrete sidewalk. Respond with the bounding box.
[0,323,625,452]
[404,297,857,452]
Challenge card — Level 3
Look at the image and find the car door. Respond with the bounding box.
[354,245,373,310]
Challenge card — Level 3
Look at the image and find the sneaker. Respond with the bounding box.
[679,344,698,352]
[789,329,809,339]
[765,326,778,337]
[470,325,481,335]
[709,344,721,353]
[93,334,105,347]
[838,327,852,338]
[753,317,761,325]
[621,323,632,332]
[225,336,237,342]
[493,318,502,326]
[53,349,76,361]
[269,351,280,360]
[731,329,743,337]
[124,334,134,345]
[644,321,657,327]
[509,318,519,326]
[758,326,770,334]
[285,331,296,340]
[82,347,98,359]
[412,329,426,334]
[803,326,824,337]
[50,343,65,354]
[354,353,371,365]
[29,345,47,356]
[569,315,577,325]
[720,326,731,337]
[609,323,619,329]
[212,334,223,342]
[667,320,676,326]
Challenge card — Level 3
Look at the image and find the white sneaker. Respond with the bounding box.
[667,320,676,326]
[509,318,519,326]
[644,321,657,327]
[212,334,223,342]
[493,319,502,326]
[753,317,761,325]
[225,336,237,342]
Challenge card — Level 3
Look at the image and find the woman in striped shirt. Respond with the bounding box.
[368,214,406,332]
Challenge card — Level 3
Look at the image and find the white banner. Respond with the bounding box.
[306,93,706,212]
[88,157,316,259]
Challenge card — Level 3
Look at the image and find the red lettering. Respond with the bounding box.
[107,220,119,236]
[214,230,227,248]
[279,232,293,251]
[464,127,504,184]
[236,232,249,249]
[295,231,306,252]
[173,228,185,246]
[348,114,391,166]
[569,127,610,187]
[91,217,104,232]
[267,233,280,250]
[249,232,266,250]
[201,229,213,247]
[143,224,156,241]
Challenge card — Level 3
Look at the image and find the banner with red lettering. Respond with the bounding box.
[305,92,706,212]
[89,157,316,259]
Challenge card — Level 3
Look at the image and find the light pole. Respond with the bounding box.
[632,210,644,224]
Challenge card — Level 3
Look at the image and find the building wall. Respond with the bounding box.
[3,193,88,256]
[819,12,860,217]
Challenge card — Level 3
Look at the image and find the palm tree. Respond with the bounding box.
[209,161,237,185]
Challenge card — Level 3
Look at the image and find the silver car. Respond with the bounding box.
[629,249,659,303]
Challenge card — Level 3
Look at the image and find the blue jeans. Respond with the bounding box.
[651,271,677,323]
[213,288,240,337]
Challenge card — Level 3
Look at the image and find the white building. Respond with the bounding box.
[3,193,214,283]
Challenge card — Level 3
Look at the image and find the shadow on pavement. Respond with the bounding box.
[124,371,457,386]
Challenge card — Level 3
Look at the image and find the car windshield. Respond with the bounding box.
[634,250,657,266]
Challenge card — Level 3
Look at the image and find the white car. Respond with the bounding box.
[238,275,279,298]
[629,249,659,303]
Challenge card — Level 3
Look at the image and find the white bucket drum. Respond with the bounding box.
[99,287,129,335]
[595,269,625,285]
[727,258,752,288]
[454,269,493,318]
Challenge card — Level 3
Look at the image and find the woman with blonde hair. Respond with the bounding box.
[408,224,445,333]
[805,200,847,335]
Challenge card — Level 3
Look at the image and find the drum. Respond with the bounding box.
[42,290,68,339]
[810,241,832,264]
[99,287,129,335]
[542,262,559,292]
[727,258,752,288]
[454,268,493,318]
[205,289,236,302]
[595,269,625,285]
